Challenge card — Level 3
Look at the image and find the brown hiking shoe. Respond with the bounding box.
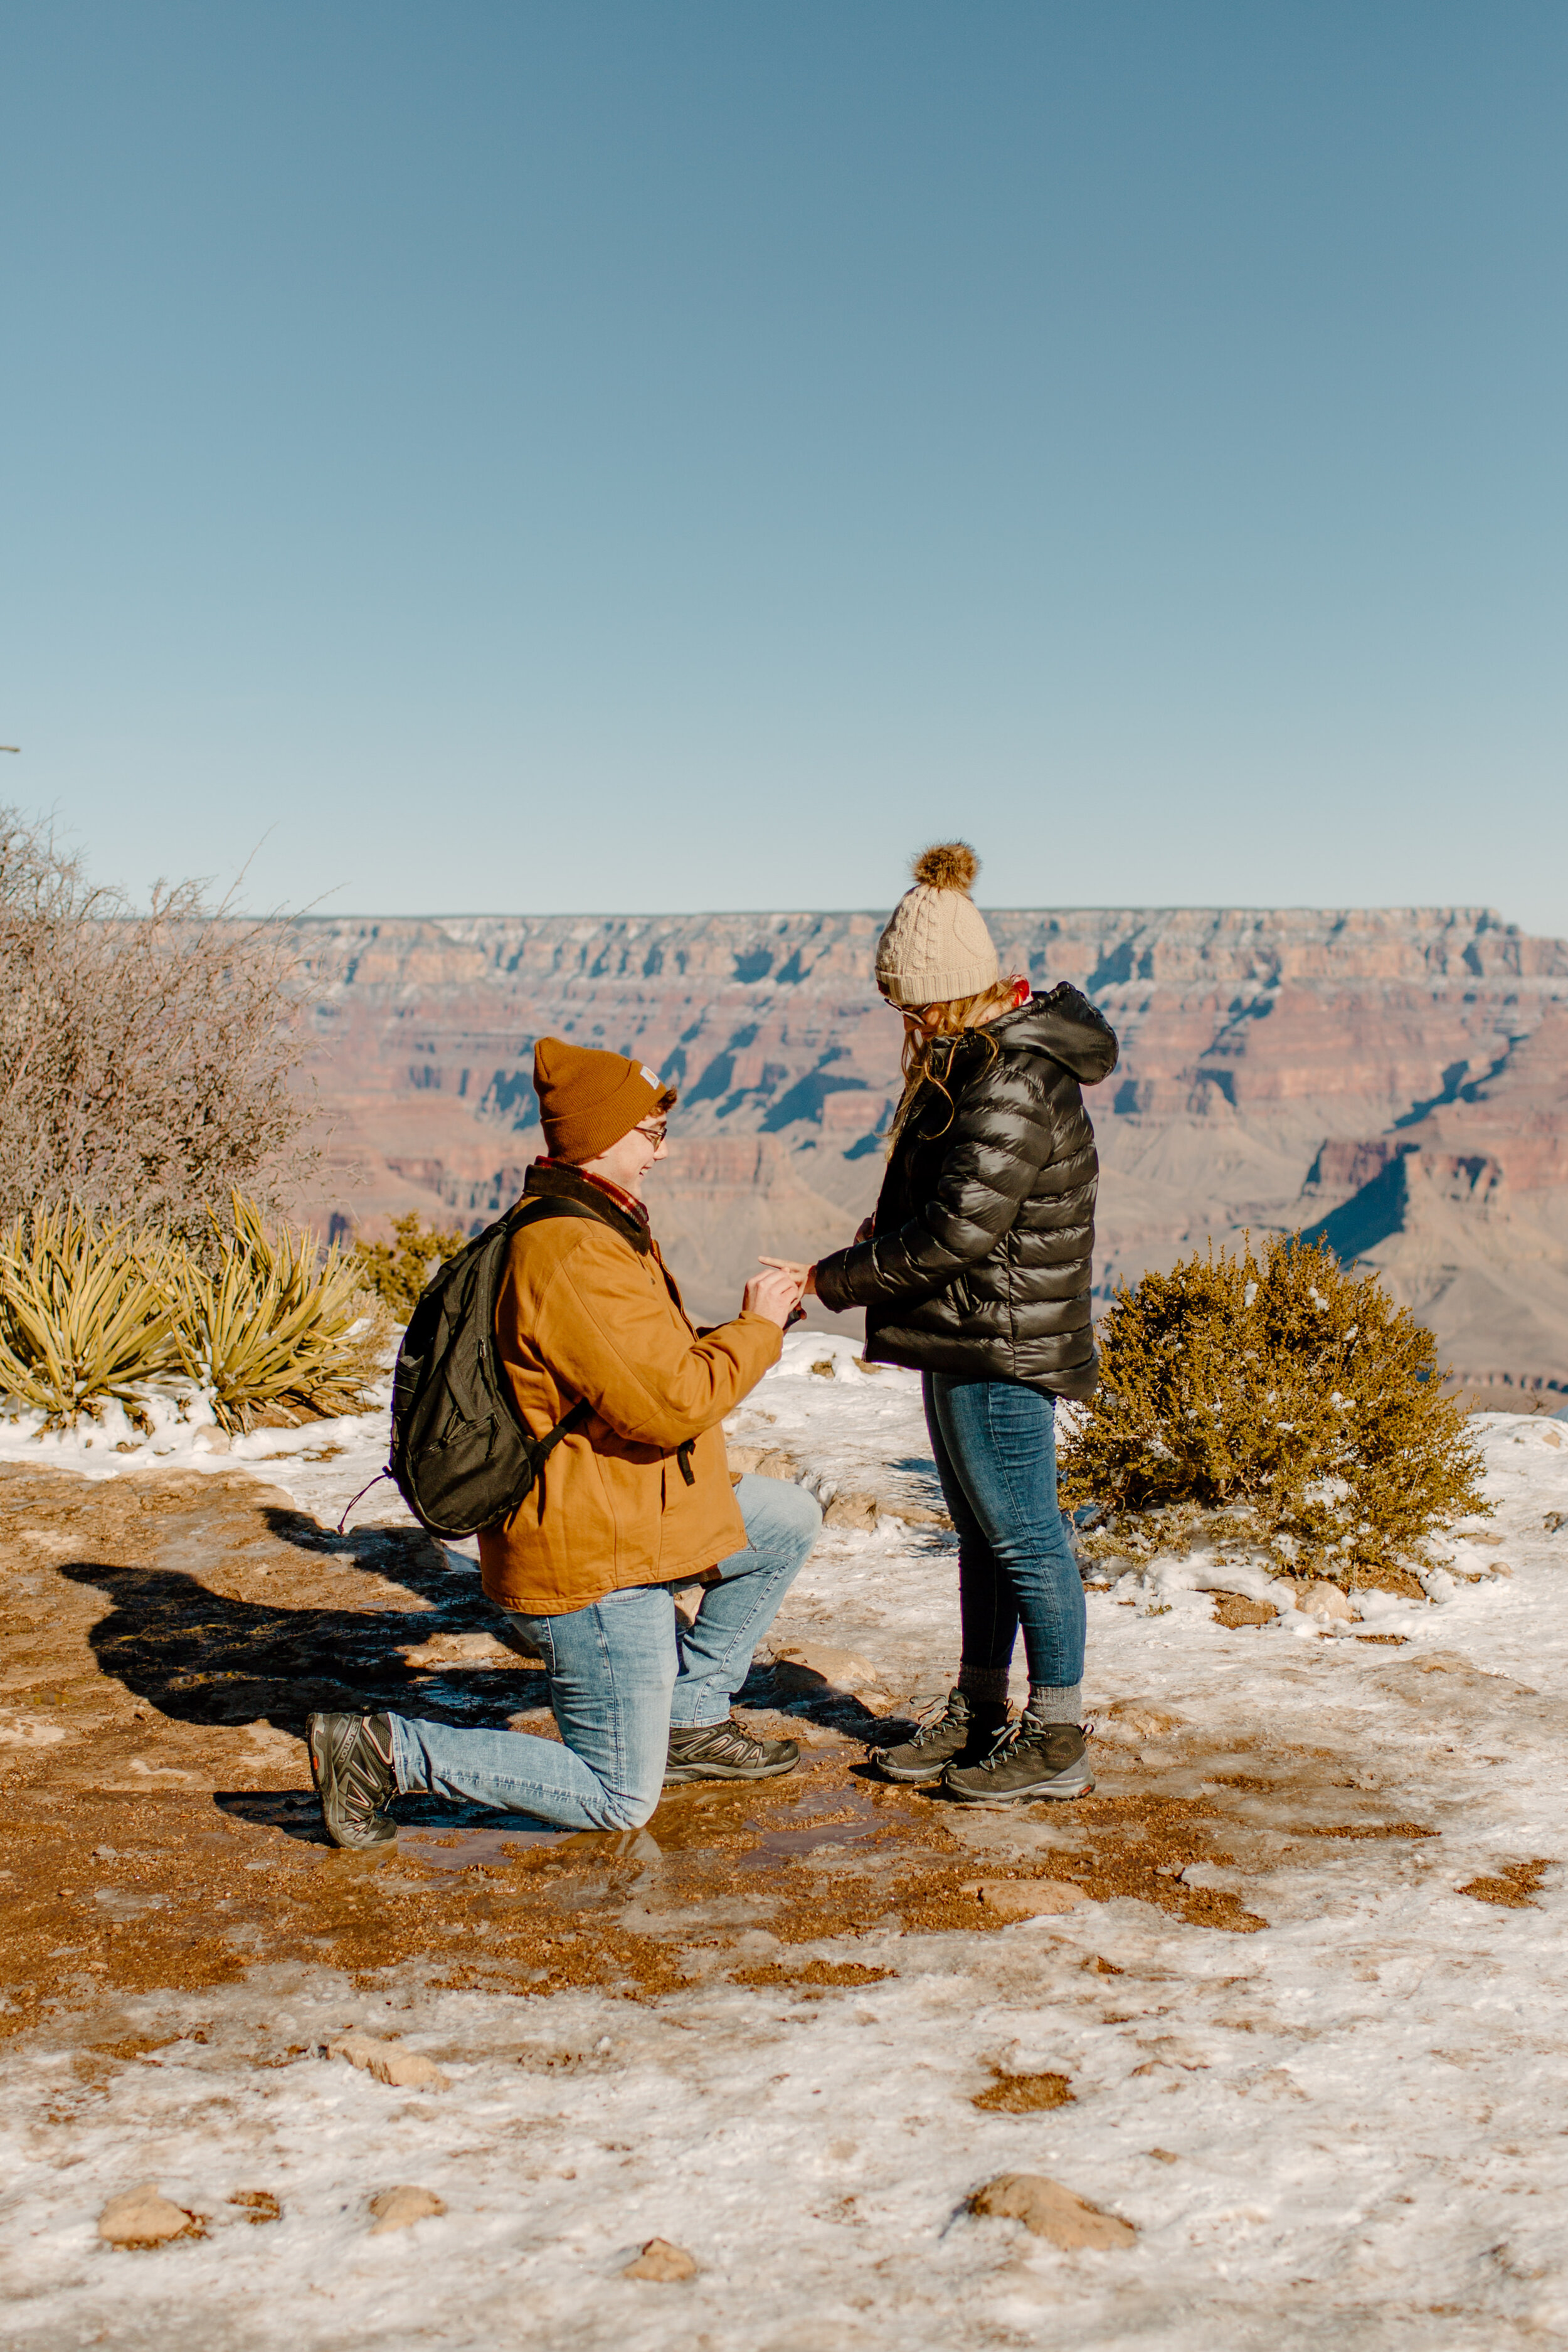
[871,1687,1010,1784]
[942,1714,1094,1805]
[664,1716,799,1784]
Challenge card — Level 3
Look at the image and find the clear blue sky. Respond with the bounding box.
[3,3,1565,927]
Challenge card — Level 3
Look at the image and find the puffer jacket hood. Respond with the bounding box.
[980,988,1120,1086]
[813,982,1118,1397]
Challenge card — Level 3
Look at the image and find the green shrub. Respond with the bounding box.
[1059,1234,1488,1593]
[164,1197,388,1431]
[0,1205,180,1422]
[0,1197,387,1431]
[350,1212,467,1323]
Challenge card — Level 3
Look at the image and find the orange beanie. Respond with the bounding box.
[532,1037,671,1162]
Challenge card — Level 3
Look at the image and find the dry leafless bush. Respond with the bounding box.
[0,809,314,1243]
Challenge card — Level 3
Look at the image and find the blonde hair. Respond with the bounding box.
[884,974,1024,1149]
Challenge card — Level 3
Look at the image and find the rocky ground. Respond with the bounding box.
[1,1338,1566,2349]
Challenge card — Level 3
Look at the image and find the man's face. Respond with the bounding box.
[578,1113,669,1198]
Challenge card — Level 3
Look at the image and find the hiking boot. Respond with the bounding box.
[942,1714,1094,1806]
[307,1712,398,1848]
[664,1717,799,1784]
[870,1687,1011,1784]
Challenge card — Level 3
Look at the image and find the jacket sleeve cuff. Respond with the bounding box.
[813,1246,862,1313]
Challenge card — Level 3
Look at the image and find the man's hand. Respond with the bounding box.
[758,1256,817,1296]
[854,1217,874,1244]
[743,1264,807,1328]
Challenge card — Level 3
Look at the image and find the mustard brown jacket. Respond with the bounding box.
[477,1163,782,1616]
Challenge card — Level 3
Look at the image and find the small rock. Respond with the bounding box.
[822,1490,881,1532]
[726,1445,800,1481]
[770,1641,885,1697]
[969,2173,1135,2250]
[228,2190,281,2224]
[1209,1591,1276,1629]
[98,2185,200,2249]
[885,1502,954,1528]
[368,2186,446,2234]
[1096,1703,1185,1746]
[810,1359,836,1378]
[399,1631,516,1670]
[1545,1511,1565,1534]
[1296,1579,1355,1623]
[961,1878,1086,1919]
[1540,1427,1562,1450]
[330,2033,448,2091]
[623,2237,698,2281]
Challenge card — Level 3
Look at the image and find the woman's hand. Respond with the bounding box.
[758,1256,817,1296]
[742,1264,807,1328]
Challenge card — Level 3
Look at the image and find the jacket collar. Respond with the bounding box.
[522,1158,654,1254]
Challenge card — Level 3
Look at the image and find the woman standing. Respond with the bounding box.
[795,844,1117,1804]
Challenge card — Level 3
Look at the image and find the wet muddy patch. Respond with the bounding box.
[0,1461,1475,2033]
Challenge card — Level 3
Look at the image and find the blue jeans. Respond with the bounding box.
[388,1475,821,1831]
[923,1373,1085,1692]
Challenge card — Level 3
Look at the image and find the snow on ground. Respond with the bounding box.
[3,1335,1568,2348]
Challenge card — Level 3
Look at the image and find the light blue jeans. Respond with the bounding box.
[388,1474,821,1831]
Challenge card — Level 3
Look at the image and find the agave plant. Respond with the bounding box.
[164,1195,384,1430]
[0,1204,181,1422]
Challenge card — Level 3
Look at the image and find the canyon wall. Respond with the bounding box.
[289,907,1568,1394]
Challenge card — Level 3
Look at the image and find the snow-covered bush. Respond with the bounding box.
[1059,1234,1488,1593]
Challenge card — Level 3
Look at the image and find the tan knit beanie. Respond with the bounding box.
[874,842,1000,1008]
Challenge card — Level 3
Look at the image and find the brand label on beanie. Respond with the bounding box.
[640,1065,662,1086]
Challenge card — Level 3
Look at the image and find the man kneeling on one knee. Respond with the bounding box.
[309,1039,819,1849]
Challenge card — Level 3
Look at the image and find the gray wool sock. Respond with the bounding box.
[956,1663,1010,1707]
[1026,1683,1082,1725]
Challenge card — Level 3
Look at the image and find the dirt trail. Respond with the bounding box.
[1,1466,1456,2038]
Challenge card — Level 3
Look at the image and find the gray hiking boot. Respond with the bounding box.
[664,1717,799,1784]
[871,1687,1010,1785]
[307,1712,398,1848]
[942,1713,1094,1806]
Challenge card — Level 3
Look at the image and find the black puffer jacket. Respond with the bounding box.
[814,985,1118,1397]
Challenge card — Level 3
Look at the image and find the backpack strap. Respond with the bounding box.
[497,1197,598,1458]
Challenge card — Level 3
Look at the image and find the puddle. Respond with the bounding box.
[398,1825,657,1873]
[739,1785,893,1868]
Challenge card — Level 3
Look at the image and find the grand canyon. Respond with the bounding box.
[290,906,1568,1397]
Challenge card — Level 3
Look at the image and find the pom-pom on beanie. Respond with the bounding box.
[532,1037,673,1163]
[874,842,1001,1009]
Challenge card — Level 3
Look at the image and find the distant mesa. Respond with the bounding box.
[283,907,1568,1397]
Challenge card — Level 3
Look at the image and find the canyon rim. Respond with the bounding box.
[290,905,1568,1399]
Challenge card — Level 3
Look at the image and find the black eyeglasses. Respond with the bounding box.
[634,1120,668,1146]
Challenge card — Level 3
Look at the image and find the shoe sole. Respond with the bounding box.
[942,1765,1096,1807]
[871,1752,959,1784]
[307,1714,398,1848]
[662,1754,799,1784]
